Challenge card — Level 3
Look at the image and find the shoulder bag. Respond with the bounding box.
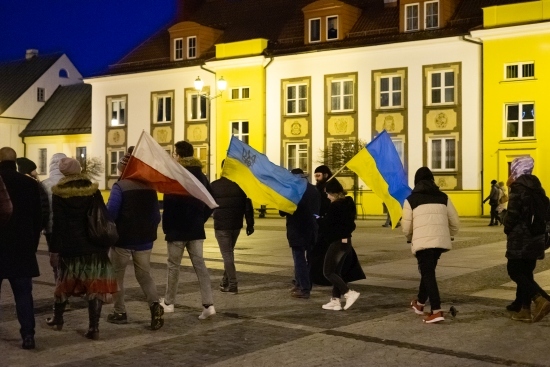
[87,191,118,248]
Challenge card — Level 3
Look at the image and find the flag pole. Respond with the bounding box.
[327,165,347,182]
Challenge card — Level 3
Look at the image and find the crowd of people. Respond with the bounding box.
[1,142,549,350]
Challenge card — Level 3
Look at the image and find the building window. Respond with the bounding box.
[230,87,250,100]
[38,148,47,174]
[286,143,308,173]
[405,4,419,31]
[108,97,127,126]
[194,145,208,174]
[187,36,197,59]
[425,1,439,29]
[391,138,405,166]
[153,93,172,123]
[505,62,535,79]
[109,149,126,176]
[189,94,207,120]
[330,80,354,112]
[76,147,87,171]
[59,69,68,78]
[505,103,534,138]
[174,38,183,60]
[286,84,308,115]
[429,71,455,105]
[327,16,338,40]
[429,137,456,171]
[329,140,356,173]
[309,18,321,43]
[37,87,45,102]
[231,121,249,144]
[379,75,402,108]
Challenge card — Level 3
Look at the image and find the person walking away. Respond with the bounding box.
[105,149,164,330]
[320,178,362,311]
[47,158,117,340]
[280,168,320,299]
[211,160,254,294]
[0,147,42,349]
[483,179,500,226]
[160,141,216,319]
[402,167,460,323]
[16,157,50,231]
[503,156,550,322]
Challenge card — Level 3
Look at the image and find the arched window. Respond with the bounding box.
[59,69,69,78]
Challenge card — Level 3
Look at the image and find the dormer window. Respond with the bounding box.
[405,4,419,31]
[174,38,183,60]
[309,18,321,43]
[187,36,197,59]
[425,1,439,29]
[327,16,338,40]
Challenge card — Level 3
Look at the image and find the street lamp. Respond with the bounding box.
[194,76,227,99]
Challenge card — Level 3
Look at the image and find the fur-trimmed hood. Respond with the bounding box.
[177,156,202,169]
[52,174,98,198]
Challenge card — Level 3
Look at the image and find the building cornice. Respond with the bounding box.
[470,21,550,41]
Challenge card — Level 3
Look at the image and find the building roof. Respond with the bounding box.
[0,53,63,115]
[20,83,91,137]
[101,0,534,76]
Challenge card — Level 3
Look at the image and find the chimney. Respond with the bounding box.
[384,0,397,8]
[176,0,205,21]
[25,49,39,60]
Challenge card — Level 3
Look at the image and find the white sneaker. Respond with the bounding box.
[322,298,342,311]
[343,290,360,310]
[198,305,216,320]
[159,298,174,313]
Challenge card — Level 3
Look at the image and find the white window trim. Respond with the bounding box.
[404,3,419,32]
[286,83,308,115]
[378,75,403,109]
[326,15,338,41]
[424,0,439,29]
[174,38,183,61]
[187,93,208,121]
[427,136,457,172]
[108,148,126,176]
[330,79,354,112]
[231,120,249,143]
[230,87,250,100]
[285,142,309,173]
[309,18,321,43]
[187,36,197,59]
[108,97,127,126]
[504,102,535,139]
[428,70,455,106]
[504,62,535,80]
[153,93,173,124]
[391,138,405,166]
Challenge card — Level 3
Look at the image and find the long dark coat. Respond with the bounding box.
[280,182,320,248]
[0,175,12,226]
[0,161,42,278]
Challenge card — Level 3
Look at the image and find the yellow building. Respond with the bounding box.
[472,0,550,212]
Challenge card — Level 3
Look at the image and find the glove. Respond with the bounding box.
[49,252,59,268]
[246,226,254,236]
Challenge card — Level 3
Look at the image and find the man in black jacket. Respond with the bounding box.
[211,160,254,294]
[0,147,42,349]
[483,179,500,226]
[160,141,216,320]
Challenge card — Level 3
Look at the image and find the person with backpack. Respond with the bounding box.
[503,156,550,322]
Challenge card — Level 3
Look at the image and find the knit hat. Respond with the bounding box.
[510,156,534,180]
[414,167,434,185]
[314,165,332,176]
[117,146,134,173]
[16,157,37,175]
[325,178,344,194]
[491,179,497,185]
[58,158,81,176]
[175,141,194,158]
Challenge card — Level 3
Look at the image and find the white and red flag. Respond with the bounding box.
[121,131,218,209]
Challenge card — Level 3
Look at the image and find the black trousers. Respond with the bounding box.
[323,239,352,298]
[507,258,548,307]
[490,203,499,224]
[416,248,445,311]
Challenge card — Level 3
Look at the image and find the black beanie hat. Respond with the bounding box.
[175,141,194,157]
[414,167,434,185]
[314,165,332,176]
[16,157,37,175]
[491,179,497,185]
[325,178,344,194]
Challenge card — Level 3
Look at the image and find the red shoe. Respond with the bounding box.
[423,311,445,324]
[411,299,424,315]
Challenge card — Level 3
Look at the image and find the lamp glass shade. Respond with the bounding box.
[194,77,204,92]
[217,77,227,91]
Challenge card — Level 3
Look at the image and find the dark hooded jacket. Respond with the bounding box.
[51,173,103,257]
[211,177,254,230]
[162,157,213,241]
[504,174,548,260]
[280,182,320,248]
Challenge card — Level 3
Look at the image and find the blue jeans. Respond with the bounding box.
[292,247,310,293]
[0,277,35,338]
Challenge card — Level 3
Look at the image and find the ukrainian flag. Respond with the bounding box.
[222,136,307,214]
[346,130,411,228]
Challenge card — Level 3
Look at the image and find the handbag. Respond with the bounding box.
[87,191,118,248]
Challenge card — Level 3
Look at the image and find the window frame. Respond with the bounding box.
[504,102,535,139]
[428,70,455,105]
[504,62,535,80]
[76,146,87,172]
[188,93,208,121]
[193,145,208,175]
[229,87,250,100]
[108,148,126,176]
[378,75,403,109]
[231,120,249,145]
[326,15,339,41]
[285,142,309,174]
[37,87,45,102]
[108,97,127,127]
[153,92,173,124]
[391,138,405,166]
[330,79,354,112]
[38,148,47,175]
[285,83,308,115]
[187,36,197,59]
[309,18,321,43]
[427,136,457,172]
[174,38,183,61]
[424,0,439,29]
[404,3,419,32]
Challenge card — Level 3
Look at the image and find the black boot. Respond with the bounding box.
[85,298,103,340]
[46,301,67,330]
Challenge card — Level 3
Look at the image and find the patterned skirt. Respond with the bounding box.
[55,251,117,303]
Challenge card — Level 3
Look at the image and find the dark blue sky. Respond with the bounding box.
[0,1,177,77]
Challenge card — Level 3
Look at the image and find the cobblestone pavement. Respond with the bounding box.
[2,216,550,367]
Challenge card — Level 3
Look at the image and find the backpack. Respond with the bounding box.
[527,187,550,237]
[499,189,508,204]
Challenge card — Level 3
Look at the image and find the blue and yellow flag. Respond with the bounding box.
[346,130,411,228]
[222,136,307,214]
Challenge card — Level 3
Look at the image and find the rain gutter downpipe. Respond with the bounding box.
[263,54,274,155]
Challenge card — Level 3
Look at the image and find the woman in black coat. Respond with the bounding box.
[46,158,117,340]
[320,178,362,311]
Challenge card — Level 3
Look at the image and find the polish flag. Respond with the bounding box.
[121,131,218,209]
